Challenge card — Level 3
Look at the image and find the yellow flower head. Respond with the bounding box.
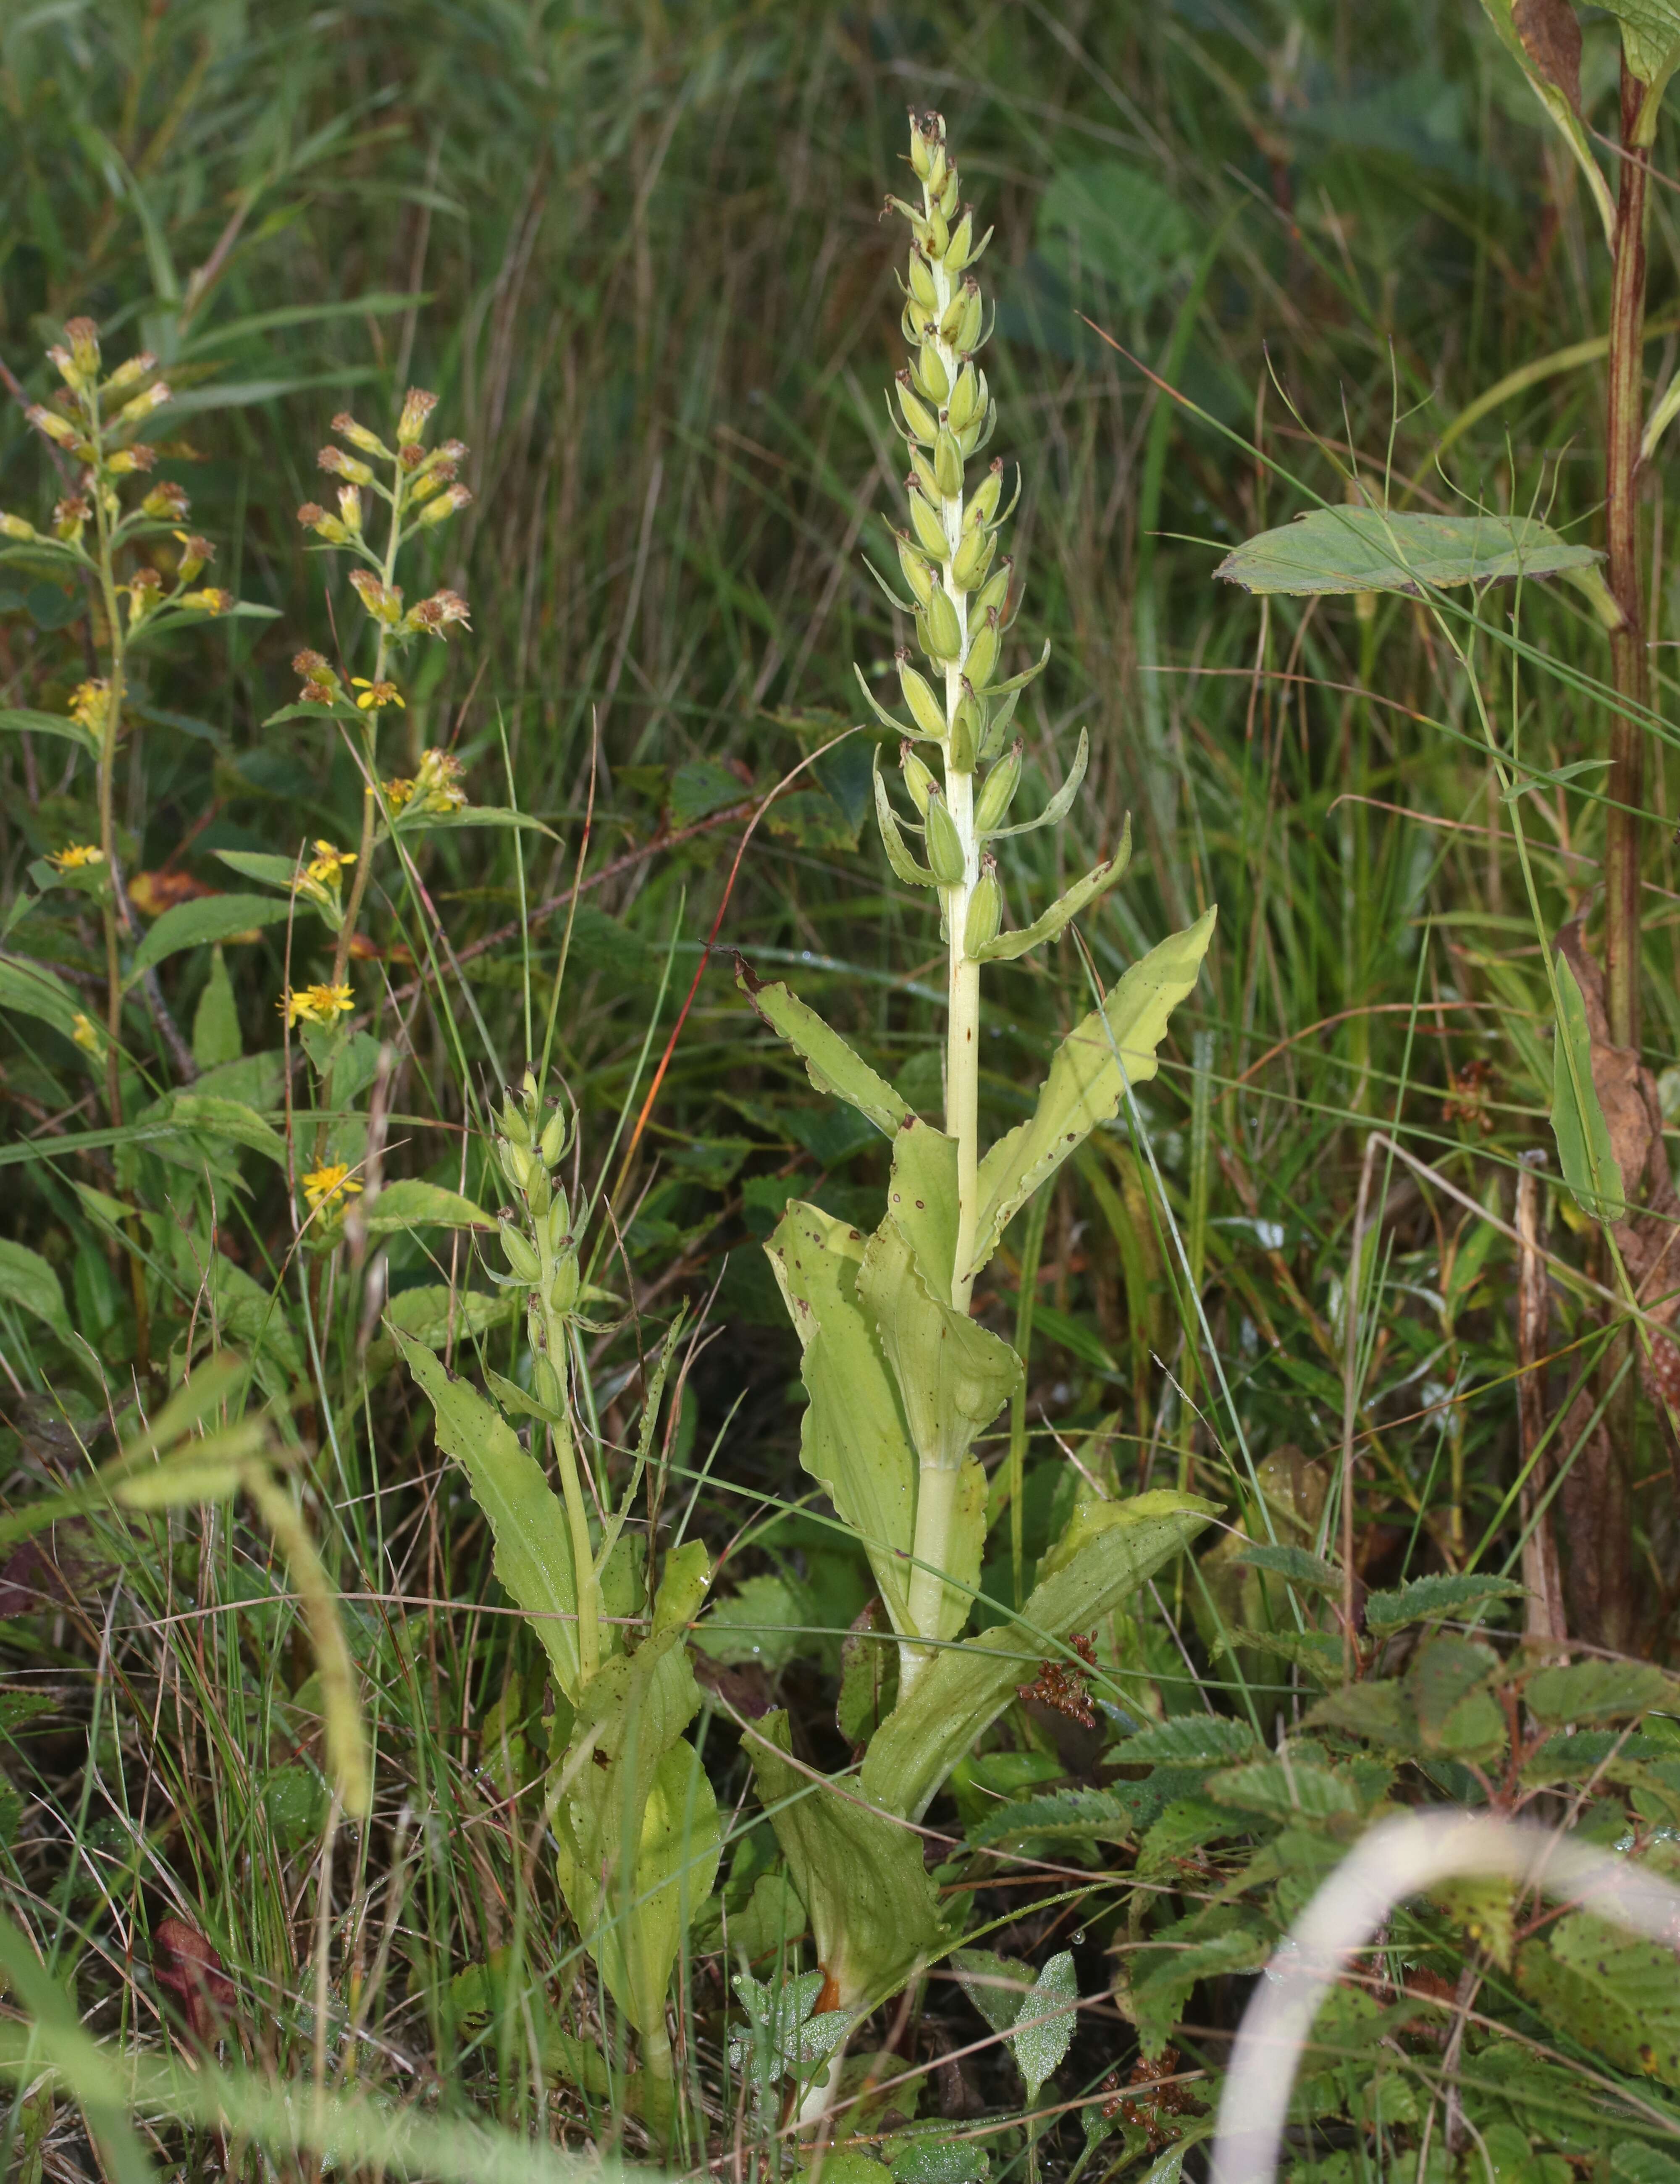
[301,840,356,889]
[71,1011,104,1057]
[279,981,354,1029]
[302,1162,362,1213]
[68,680,110,734]
[352,677,404,712]
[50,843,104,873]
[409,747,467,815]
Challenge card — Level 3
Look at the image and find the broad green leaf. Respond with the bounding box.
[859,1210,1020,1476]
[861,1492,1215,1820]
[127,894,307,985]
[1038,162,1199,309]
[1551,951,1625,1219]
[969,907,1215,1279]
[1407,1636,1505,1759]
[0,706,97,758]
[1214,507,1604,599]
[1526,1660,1680,1724]
[766,1203,916,1634]
[1476,0,1617,242]
[974,824,1131,962]
[192,947,241,1068]
[881,1115,961,1297]
[952,1948,1036,2032]
[1232,1542,1343,1597]
[0,1240,72,1343]
[1597,0,1680,88]
[1111,1714,1260,1766]
[1304,1680,1415,1749]
[1363,1570,1527,1634]
[360,1180,494,1235]
[162,1094,287,1168]
[964,1788,1136,1851]
[394,1331,580,1695]
[737,964,911,1139]
[0,953,83,1039]
[1125,1911,1272,2061]
[749,1709,952,2013]
[1011,1951,1077,2103]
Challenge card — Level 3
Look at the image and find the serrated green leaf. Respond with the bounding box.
[360,1181,495,1235]
[750,1709,951,2013]
[969,906,1215,1278]
[0,1240,72,1344]
[1232,1542,1344,1597]
[963,1787,1134,1851]
[1205,1759,1357,1822]
[1518,1907,1680,2079]
[952,1948,1036,2034]
[127,894,308,985]
[1598,0,1680,86]
[394,1331,580,1696]
[1304,1680,1415,1750]
[738,966,910,1139]
[1525,1661,1680,1725]
[1214,507,1602,598]
[1113,1715,1261,1765]
[1551,950,1625,1220]
[1405,1636,1501,1756]
[1363,1570,1527,1634]
[1136,1796,1245,1874]
[1011,1950,1077,2102]
[973,823,1131,961]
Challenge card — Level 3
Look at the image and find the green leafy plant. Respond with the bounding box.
[735,108,1217,2022]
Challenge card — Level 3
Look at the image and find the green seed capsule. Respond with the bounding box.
[924,583,963,661]
[964,859,1003,951]
[925,206,950,260]
[898,653,950,741]
[908,487,949,563]
[549,1257,580,1315]
[896,534,936,607]
[974,558,1013,623]
[501,1101,530,1147]
[933,427,964,499]
[900,742,937,815]
[917,344,950,404]
[498,1139,535,1193]
[908,249,938,310]
[525,1167,552,1221]
[945,211,974,276]
[545,1190,572,1251]
[898,373,939,446]
[945,363,979,433]
[938,171,960,218]
[948,703,976,773]
[964,460,1004,533]
[975,739,1023,832]
[965,612,1000,691]
[925,788,967,885]
[910,448,941,503]
[538,1108,568,1168]
[533,1350,565,1412]
[910,118,934,181]
[940,278,976,344]
[950,523,995,592]
[500,1222,542,1283]
[956,285,984,352]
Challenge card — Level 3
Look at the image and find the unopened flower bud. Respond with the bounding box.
[549,1257,580,1316]
[963,858,1003,952]
[909,113,934,181]
[900,742,937,816]
[907,482,949,563]
[915,344,950,405]
[908,448,940,504]
[975,740,1023,832]
[543,1182,572,1244]
[64,317,101,378]
[338,485,363,533]
[142,480,190,521]
[932,426,964,499]
[950,522,995,592]
[540,1106,569,1168]
[180,587,234,614]
[116,382,170,425]
[174,533,213,581]
[26,405,79,449]
[897,371,938,448]
[974,559,1013,623]
[416,482,472,527]
[106,444,156,474]
[333,411,388,457]
[102,351,156,395]
[924,205,950,260]
[907,248,938,312]
[318,445,374,487]
[924,786,966,886]
[944,211,975,276]
[939,279,976,346]
[945,363,981,434]
[533,1350,566,1411]
[396,388,438,444]
[498,1137,535,1192]
[500,1221,542,1284]
[0,513,34,541]
[922,583,962,662]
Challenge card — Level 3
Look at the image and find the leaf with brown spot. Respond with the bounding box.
[152,1917,236,2045]
[1515,0,1584,114]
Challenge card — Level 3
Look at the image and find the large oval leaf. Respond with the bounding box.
[128,894,310,984]
[1214,508,1602,599]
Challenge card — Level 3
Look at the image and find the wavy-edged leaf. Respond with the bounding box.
[736,962,910,1139]
[749,1708,952,2013]
[861,1492,1215,1820]
[1477,0,1616,242]
[394,1331,580,1696]
[974,823,1131,961]
[766,1202,916,1635]
[1363,1570,1527,1635]
[361,1180,494,1236]
[1525,1660,1680,1724]
[874,754,936,885]
[969,907,1215,1278]
[1111,1714,1261,1766]
[1233,1541,1343,1597]
[1214,507,1603,599]
[128,894,307,985]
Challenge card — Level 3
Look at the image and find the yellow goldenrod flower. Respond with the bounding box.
[50,843,104,872]
[302,1162,362,1213]
[382,776,415,815]
[69,680,110,735]
[71,1011,104,1056]
[302,841,356,888]
[278,981,354,1029]
[352,677,404,711]
[410,747,467,814]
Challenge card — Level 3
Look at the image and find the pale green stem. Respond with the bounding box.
[903,167,981,1698]
[538,1242,601,1685]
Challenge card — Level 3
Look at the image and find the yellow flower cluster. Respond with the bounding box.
[50,843,104,872]
[302,1162,362,1213]
[383,746,467,817]
[71,1011,104,1057]
[299,841,356,889]
[279,981,354,1029]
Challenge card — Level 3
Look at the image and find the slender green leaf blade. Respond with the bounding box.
[0,706,97,757]
[738,964,911,1139]
[1550,951,1625,1218]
